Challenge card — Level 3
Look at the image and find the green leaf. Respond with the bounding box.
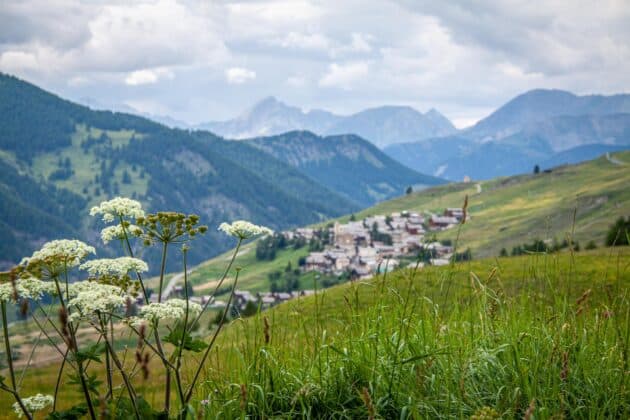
[46,405,88,420]
[162,326,208,353]
[70,342,106,364]
[67,372,102,396]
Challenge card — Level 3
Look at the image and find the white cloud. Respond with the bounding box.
[319,61,369,89]
[0,50,39,72]
[125,68,174,86]
[225,67,256,84]
[286,75,308,87]
[271,32,331,50]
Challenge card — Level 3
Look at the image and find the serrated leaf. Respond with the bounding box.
[163,326,208,353]
[70,342,106,364]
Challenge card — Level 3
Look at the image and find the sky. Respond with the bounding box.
[1,0,629,128]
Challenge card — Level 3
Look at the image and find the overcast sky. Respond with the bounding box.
[1,0,629,128]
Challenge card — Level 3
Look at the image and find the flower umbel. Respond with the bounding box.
[13,394,54,418]
[100,224,143,244]
[0,277,56,302]
[20,240,95,274]
[138,299,202,323]
[80,257,149,277]
[67,282,127,322]
[90,197,145,223]
[218,221,273,240]
[136,212,207,244]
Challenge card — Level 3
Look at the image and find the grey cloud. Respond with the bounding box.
[0,0,628,127]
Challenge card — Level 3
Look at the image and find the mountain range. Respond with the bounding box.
[384,89,630,180]
[198,89,630,181]
[197,96,457,148]
[0,73,441,270]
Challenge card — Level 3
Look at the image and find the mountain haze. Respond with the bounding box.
[199,97,456,148]
[384,89,630,181]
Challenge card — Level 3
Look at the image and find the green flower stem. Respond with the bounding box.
[119,215,149,304]
[51,269,97,420]
[101,333,141,420]
[188,238,243,334]
[158,241,168,303]
[100,316,114,399]
[52,349,69,411]
[174,248,190,408]
[119,217,172,414]
[155,240,172,414]
[1,300,33,420]
[184,268,241,404]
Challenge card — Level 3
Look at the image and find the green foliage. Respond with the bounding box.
[69,342,106,364]
[46,404,88,420]
[163,325,208,353]
[606,216,630,246]
[240,300,259,317]
[67,372,102,396]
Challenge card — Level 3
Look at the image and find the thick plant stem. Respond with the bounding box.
[102,337,141,420]
[174,248,190,408]
[158,241,168,303]
[155,241,172,413]
[52,272,97,420]
[101,317,113,399]
[120,220,171,412]
[53,350,69,411]
[119,216,149,304]
[1,301,32,420]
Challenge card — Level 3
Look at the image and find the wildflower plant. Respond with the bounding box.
[0,196,270,419]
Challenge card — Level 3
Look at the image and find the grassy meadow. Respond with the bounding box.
[338,151,630,258]
[2,247,629,418]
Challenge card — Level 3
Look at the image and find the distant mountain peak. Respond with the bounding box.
[198,98,457,147]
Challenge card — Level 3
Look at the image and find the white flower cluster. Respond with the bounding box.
[67,282,127,322]
[80,257,149,277]
[21,239,95,268]
[100,224,143,244]
[13,394,54,418]
[90,197,145,223]
[218,220,273,240]
[138,299,202,323]
[0,277,56,302]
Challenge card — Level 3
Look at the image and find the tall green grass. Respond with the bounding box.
[1,250,628,419]
[193,250,629,418]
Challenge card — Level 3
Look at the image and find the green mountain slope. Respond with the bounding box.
[353,150,630,257]
[248,130,445,207]
[183,152,630,294]
[193,131,359,216]
[0,74,358,270]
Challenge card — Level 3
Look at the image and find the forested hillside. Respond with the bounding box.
[0,74,363,270]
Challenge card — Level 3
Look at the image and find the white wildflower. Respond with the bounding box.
[20,240,95,268]
[67,282,127,321]
[139,299,202,322]
[218,220,273,240]
[80,257,149,277]
[100,224,143,244]
[0,277,57,302]
[13,394,54,418]
[90,197,145,223]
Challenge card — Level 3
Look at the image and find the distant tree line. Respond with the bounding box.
[606,216,630,246]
